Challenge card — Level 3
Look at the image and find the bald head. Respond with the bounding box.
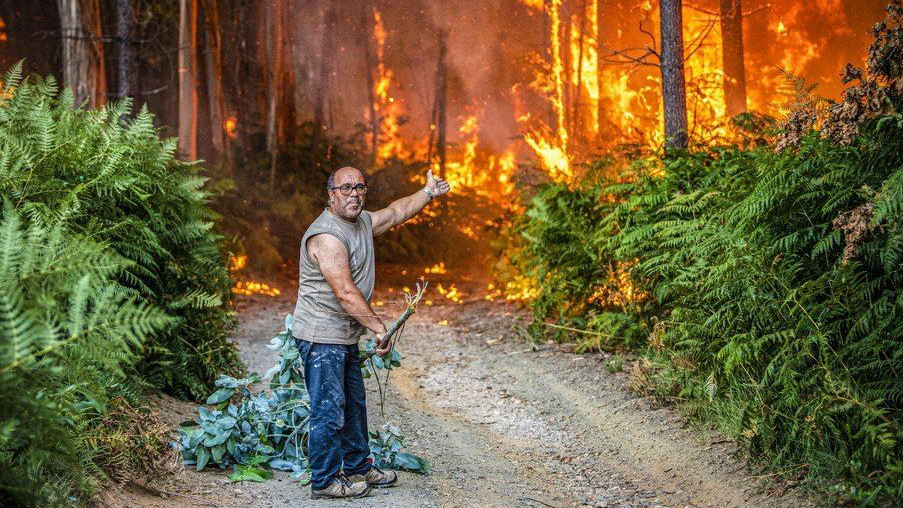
[327,166,364,191]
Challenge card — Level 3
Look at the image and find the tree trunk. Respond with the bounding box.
[58,0,106,108]
[265,0,284,189]
[314,1,336,132]
[178,0,198,160]
[115,0,136,103]
[361,5,378,168]
[596,0,604,141]
[435,29,448,181]
[720,0,746,117]
[562,2,572,135]
[202,0,228,163]
[572,0,587,139]
[659,0,688,149]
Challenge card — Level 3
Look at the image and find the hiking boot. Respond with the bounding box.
[348,466,398,488]
[310,474,372,499]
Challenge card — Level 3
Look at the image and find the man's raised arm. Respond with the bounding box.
[370,169,451,236]
[307,233,386,336]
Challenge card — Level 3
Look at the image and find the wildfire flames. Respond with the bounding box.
[358,0,871,190]
[369,9,405,163]
[263,1,876,306]
[229,255,281,297]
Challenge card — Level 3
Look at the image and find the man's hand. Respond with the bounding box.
[374,331,394,357]
[425,169,451,198]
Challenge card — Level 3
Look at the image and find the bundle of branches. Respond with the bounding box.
[178,283,430,483]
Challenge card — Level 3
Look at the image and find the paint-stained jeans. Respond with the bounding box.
[296,339,371,490]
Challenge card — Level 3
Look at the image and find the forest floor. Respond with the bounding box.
[100,268,814,508]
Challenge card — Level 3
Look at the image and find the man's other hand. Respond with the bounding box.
[374,331,394,357]
[426,169,451,197]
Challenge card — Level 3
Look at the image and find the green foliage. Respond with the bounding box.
[0,64,240,505]
[0,203,172,507]
[518,70,902,504]
[178,315,429,481]
[520,125,902,501]
[605,355,624,374]
[0,65,241,399]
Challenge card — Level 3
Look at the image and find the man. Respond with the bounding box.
[292,166,450,499]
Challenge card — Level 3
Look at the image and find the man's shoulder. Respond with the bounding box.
[360,210,373,227]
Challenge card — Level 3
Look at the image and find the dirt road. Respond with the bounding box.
[103,284,812,508]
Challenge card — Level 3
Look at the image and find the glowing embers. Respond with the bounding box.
[484,277,540,302]
[435,283,464,304]
[232,281,281,297]
[229,255,281,298]
[424,262,447,275]
[588,261,647,307]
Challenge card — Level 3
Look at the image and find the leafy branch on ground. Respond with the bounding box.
[178,287,431,483]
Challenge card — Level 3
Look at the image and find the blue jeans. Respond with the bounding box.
[296,339,372,490]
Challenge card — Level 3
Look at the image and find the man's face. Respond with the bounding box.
[328,167,366,221]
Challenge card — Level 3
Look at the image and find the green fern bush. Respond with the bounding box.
[0,65,240,399]
[523,129,901,505]
[0,203,172,506]
[0,64,242,505]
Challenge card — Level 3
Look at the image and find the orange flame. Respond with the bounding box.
[517,0,571,181]
[369,9,405,163]
[223,117,238,139]
[228,255,281,298]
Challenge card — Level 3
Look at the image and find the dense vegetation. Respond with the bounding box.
[515,7,902,505]
[0,65,240,506]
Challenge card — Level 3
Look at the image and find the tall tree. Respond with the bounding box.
[435,29,448,181]
[201,0,228,162]
[57,0,106,107]
[314,1,336,132]
[361,4,378,168]
[178,0,198,160]
[115,0,136,103]
[659,0,688,149]
[572,0,588,138]
[265,0,285,188]
[596,0,605,140]
[720,0,747,117]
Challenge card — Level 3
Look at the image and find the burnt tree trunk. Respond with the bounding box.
[595,0,604,140]
[659,0,688,149]
[562,1,572,135]
[58,0,106,107]
[720,0,747,117]
[115,0,136,103]
[572,0,588,139]
[178,0,198,159]
[435,29,448,181]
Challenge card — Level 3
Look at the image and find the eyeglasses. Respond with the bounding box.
[330,183,368,196]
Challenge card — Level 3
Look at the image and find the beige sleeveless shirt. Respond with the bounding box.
[291,209,375,344]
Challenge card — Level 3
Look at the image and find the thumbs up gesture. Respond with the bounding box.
[425,169,451,198]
